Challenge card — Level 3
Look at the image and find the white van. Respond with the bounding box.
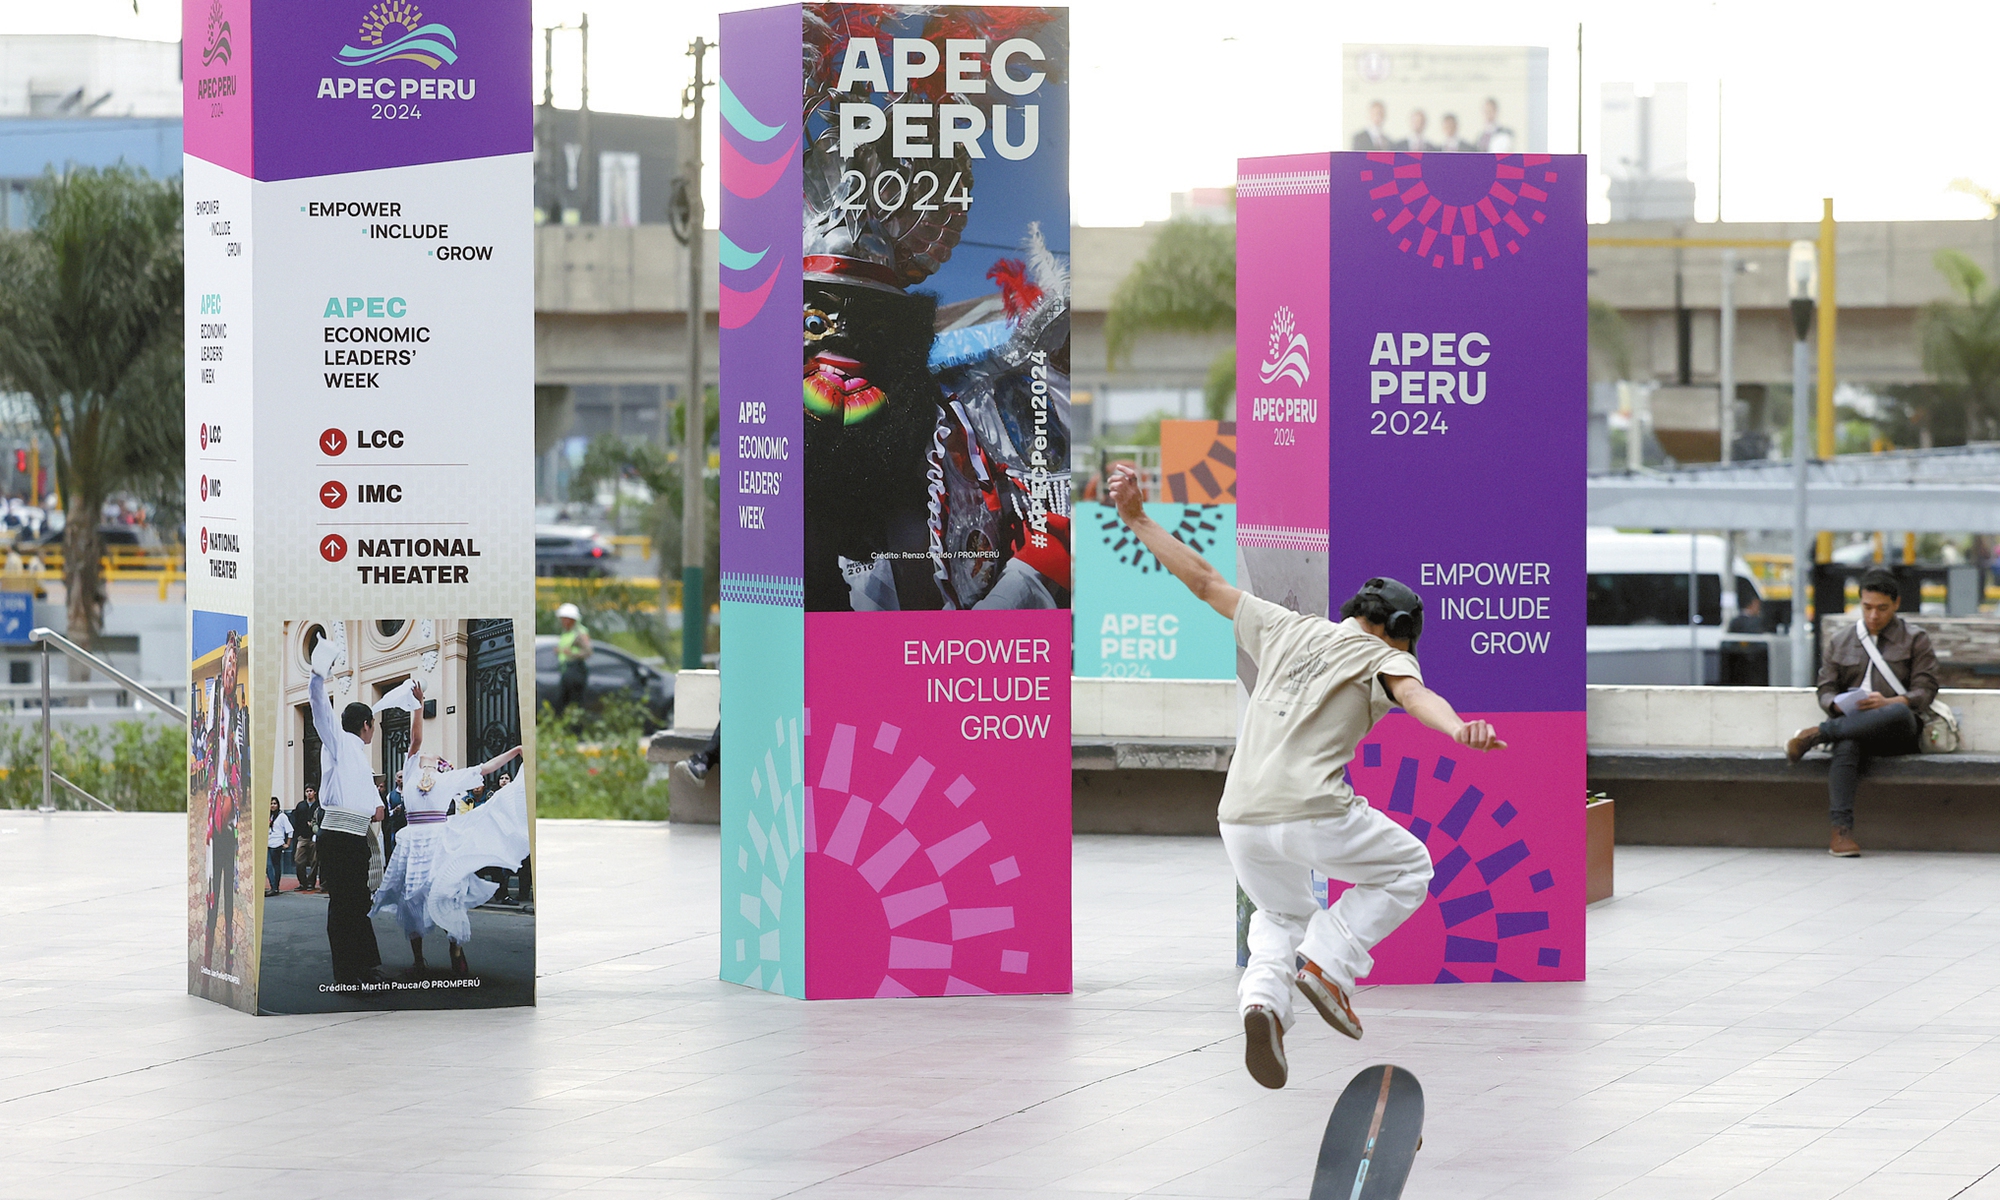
[1587,528,1778,685]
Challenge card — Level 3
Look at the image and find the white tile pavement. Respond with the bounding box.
[3,812,1999,1199]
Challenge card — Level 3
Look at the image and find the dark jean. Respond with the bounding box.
[691,723,721,772]
[266,845,284,891]
[1819,704,1922,830]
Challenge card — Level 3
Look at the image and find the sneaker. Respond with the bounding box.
[1786,726,1822,765]
[674,758,710,786]
[1830,826,1861,857]
[1242,1005,1288,1089]
[1296,959,1364,1040]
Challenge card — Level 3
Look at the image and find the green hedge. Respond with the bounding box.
[532,694,670,820]
[0,717,184,812]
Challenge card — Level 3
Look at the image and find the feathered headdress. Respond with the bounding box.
[801,4,1064,293]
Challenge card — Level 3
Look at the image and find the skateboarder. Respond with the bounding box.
[1108,466,1503,1088]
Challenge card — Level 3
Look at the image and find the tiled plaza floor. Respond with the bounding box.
[4,811,1999,1199]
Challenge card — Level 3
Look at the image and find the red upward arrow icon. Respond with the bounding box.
[319,534,347,563]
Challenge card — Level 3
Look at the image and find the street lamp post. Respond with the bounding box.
[1788,240,1818,687]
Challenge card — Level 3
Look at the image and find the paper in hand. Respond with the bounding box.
[309,632,340,679]
[372,678,423,713]
[1833,688,1870,716]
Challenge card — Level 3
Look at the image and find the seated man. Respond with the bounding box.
[1786,568,1938,857]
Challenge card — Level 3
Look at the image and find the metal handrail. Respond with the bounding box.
[30,627,189,814]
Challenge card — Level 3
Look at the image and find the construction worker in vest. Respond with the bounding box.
[554,602,592,715]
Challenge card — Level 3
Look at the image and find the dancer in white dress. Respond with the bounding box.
[369,681,525,977]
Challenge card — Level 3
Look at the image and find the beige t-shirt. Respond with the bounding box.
[1219,594,1422,825]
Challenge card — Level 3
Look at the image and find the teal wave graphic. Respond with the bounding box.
[335,23,459,68]
[719,78,782,142]
[719,234,767,272]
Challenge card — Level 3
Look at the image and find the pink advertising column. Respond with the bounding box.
[1236,151,1587,985]
[718,5,1073,999]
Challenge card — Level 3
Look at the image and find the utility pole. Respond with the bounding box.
[1576,25,1584,154]
[1719,248,1737,463]
[1814,198,1838,567]
[1788,240,1819,687]
[680,38,712,671]
[578,14,592,225]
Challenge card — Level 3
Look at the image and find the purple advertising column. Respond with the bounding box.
[719,5,1073,999]
[1236,151,1586,985]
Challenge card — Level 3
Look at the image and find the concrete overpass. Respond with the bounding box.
[531,215,2000,491]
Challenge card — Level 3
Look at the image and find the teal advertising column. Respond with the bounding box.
[718,4,1075,999]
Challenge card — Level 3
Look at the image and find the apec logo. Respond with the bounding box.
[1257,305,1310,388]
[337,1,457,69]
[200,0,233,67]
[317,1,479,103]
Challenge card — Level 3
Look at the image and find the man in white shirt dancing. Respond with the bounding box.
[308,637,388,986]
[1109,466,1503,1088]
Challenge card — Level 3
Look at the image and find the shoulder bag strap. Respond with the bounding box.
[1859,632,1908,697]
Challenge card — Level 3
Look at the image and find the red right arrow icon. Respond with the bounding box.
[320,481,348,509]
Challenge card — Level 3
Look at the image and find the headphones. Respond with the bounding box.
[1360,577,1424,645]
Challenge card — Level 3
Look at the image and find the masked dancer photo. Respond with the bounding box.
[200,630,247,976]
[799,5,1073,613]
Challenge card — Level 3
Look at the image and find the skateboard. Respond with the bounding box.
[1309,1064,1424,1200]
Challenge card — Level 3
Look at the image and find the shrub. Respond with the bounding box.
[532,693,669,820]
[0,716,185,812]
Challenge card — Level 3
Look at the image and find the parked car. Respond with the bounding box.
[533,635,674,730]
[535,525,616,577]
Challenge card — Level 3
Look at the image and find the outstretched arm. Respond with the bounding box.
[1384,674,1504,751]
[1106,465,1241,620]
[407,680,426,757]
[479,745,524,776]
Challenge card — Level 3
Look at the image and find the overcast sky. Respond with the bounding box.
[21,0,2000,228]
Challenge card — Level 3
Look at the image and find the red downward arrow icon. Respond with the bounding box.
[320,428,347,456]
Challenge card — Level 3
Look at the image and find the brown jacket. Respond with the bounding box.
[1815,616,1939,716]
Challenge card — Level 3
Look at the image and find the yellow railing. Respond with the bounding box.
[536,576,682,610]
[7,545,187,599]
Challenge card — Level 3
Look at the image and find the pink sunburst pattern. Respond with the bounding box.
[1360,153,1558,270]
[802,611,1072,998]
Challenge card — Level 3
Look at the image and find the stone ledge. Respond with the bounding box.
[650,728,1234,773]
[1589,747,2000,785]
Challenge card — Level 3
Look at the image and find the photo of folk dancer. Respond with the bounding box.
[1107,465,1505,1090]
[257,617,533,1013]
[369,678,527,979]
[306,631,388,989]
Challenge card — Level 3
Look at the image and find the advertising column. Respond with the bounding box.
[184,0,534,1014]
[1236,150,1586,985]
[719,4,1072,999]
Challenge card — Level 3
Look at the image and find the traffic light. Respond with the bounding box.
[11,449,24,474]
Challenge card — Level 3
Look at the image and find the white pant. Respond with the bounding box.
[1223,803,1434,1023]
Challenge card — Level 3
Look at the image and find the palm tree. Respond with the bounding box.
[0,166,182,651]
[1105,218,1236,420]
[567,430,718,656]
[1922,249,2000,441]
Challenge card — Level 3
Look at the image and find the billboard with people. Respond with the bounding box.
[1342,44,1549,155]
